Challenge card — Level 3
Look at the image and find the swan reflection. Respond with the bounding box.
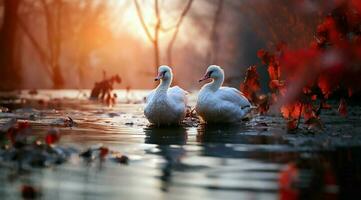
[144,126,187,145]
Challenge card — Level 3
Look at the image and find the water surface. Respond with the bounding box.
[0,90,360,199]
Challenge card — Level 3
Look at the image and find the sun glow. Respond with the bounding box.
[109,1,162,44]
[108,0,198,46]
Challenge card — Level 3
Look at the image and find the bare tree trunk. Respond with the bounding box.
[17,14,52,75]
[53,0,64,88]
[153,0,161,73]
[134,0,161,75]
[41,0,64,89]
[166,0,194,66]
[153,41,160,72]
[206,0,223,65]
[0,0,21,90]
[75,2,106,86]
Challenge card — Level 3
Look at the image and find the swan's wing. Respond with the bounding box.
[168,86,188,106]
[217,87,251,108]
[145,89,156,103]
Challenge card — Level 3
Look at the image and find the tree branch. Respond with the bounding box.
[40,0,54,66]
[17,16,53,76]
[207,0,224,64]
[166,0,194,65]
[153,0,161,71]
[133,0,154,43]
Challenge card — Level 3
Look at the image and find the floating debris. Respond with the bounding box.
[51,117,76,127]
[79,144,129,165]
[0,120,72,168]
[21,184,39,199]
[112,154,129,165]
[28,89,38,96]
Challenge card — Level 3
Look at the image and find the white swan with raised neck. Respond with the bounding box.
[196,65,251,123]
[144,65,188,126]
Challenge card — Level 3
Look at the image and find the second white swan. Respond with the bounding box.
[196,65,251,123]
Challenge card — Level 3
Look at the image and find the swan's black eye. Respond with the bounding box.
[208,71,213,76]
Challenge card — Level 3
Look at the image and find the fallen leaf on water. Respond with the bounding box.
[45,128,60,145]
[21,185,39,199]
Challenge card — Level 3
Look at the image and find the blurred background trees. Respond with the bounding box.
[0,0,112,89]
[0,0,335,90]
[0,0,21,90]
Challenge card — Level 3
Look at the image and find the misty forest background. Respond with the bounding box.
[0,0,327,90]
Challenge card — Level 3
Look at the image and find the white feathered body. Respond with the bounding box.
[144,86,187,126]
[196,86,251,123]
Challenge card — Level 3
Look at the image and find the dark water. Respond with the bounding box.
[0,90,361,200]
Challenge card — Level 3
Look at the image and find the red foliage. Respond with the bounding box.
[257,49,275,65]
[18,121,30,129]
[302,103,316,121]
[281,103,302,119]
[240,65,261,102]
[6,121,31,145]
[45,128,60,145]
[242,1,361,130]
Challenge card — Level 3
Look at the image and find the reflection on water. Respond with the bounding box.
[144,126,188,145]
[0,90,361,199]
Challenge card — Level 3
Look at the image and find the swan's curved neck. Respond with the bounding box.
[206,75,223,91]
[156,77,172,93]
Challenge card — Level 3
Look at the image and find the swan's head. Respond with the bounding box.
[199,65,224,82]
[155,65,172,81]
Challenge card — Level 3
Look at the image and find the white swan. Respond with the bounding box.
[144,65,188,126]
[196,65,251,123]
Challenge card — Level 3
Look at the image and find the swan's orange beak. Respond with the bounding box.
[155,72,164,81]
[199,72,211,82]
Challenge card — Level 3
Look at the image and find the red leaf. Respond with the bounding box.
[240,65,260,102]
[45,128,60,145]
[18,121,30,130]
[269,80,284,90]
[318,75,332,98]
[99,146,109,159]
[281,103,302,119]
[267,63,280,80]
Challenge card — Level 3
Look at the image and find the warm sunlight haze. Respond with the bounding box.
[1,1,361,200]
